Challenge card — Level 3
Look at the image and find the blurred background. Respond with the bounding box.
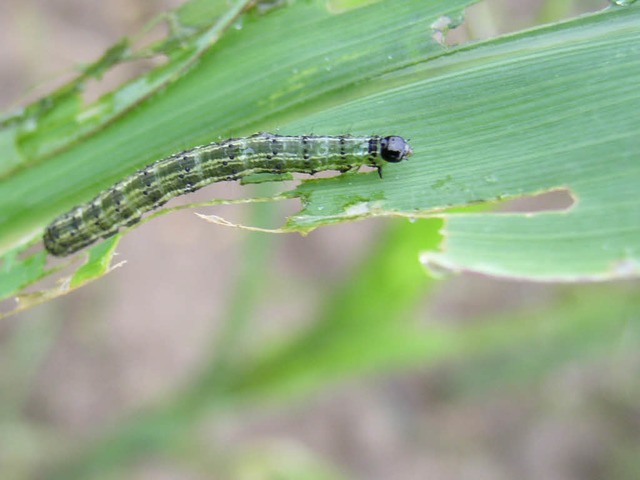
[1,1,639,479]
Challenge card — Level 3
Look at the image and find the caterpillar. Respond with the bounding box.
[43,133,413,256]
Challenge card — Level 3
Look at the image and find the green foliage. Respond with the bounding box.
[0,1,638,478]
[0,0,638,313]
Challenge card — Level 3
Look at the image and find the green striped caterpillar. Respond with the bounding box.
[43,133,412,256]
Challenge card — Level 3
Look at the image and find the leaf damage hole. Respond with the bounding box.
[496,188,575,214]
[81,11,178,106]
[81,55,169,106]
[430,13,466,47]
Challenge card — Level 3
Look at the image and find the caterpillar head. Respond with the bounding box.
[380,136,412,163]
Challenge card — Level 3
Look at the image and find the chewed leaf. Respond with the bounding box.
[282,4,640,281]
[0,235,123,319]
[1,0,638,316]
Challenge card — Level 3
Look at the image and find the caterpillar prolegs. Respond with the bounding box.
[43,133,413,256]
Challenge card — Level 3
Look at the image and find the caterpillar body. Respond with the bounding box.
[43,133,412,256]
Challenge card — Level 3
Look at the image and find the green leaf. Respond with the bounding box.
[2,0,476,251]
[0,0,257,169]
[69,234,122,288]
[1,0,638,315]
[284,5,640,280]
[0,249,48,300]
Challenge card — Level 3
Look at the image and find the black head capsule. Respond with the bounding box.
[380,136,412,163]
